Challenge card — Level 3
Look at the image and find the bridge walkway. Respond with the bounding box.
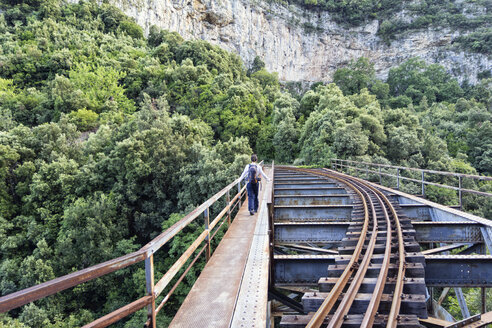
[169,168,272,328]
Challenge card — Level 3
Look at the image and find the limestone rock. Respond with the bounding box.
[68,0,491,84]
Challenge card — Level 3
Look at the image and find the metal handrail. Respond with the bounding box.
[332,159,492,181]
[331,159,492,209]
[0,161,263,327]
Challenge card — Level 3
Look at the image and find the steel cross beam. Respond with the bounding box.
[412,221,483,244]
[273,221,484,244]
[274,222,350,243]
[274,254,492,287]
[424,255,492,287]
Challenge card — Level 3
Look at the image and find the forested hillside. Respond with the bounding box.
[0,0,491,327]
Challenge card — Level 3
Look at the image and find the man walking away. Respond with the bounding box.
[239,154,270,215]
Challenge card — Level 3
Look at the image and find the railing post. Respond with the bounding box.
[226,190,231,225]
[482,287,486,314]
[421,171,425,197]
[396,168,400,190]
[459,176,462,210]
[204,207,211,261]
[366,164,369,180]
[145,254,156,328]
[379,166,382,185]
[237,181,242,208]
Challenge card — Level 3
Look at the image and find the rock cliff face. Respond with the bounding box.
[69,0,491,83]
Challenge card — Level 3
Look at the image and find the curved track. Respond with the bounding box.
[276,168,413,328]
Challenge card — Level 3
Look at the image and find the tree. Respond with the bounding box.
[387,58,464,105]
[272,93,299,163]
[333,57,375,95]
[467,121,492,174]
[298,84,386,164]
[249,56,265,74]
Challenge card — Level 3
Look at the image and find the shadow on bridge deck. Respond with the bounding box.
[169,168,272,328]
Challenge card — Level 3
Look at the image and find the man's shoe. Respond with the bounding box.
[250,211,254,215]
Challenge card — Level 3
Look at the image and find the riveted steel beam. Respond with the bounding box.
[412,221,483,243]
[274,222,350,243]
[274,195,352,206]
[275,182,339,189]
[274,187,348,196]
[424,255,492,287]
[399,204,432,220]
[274,205,353,221]
[274,255,336,284]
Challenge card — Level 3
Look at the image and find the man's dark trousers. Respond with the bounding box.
[247,182,259,212]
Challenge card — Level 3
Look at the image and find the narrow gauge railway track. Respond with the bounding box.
[276,168,426,328]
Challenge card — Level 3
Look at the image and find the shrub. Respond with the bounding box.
[67,108,99,131]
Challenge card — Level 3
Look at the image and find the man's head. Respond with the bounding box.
[251,154,258,162]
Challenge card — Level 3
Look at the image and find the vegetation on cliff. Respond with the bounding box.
[0,1,490,327]
[271,0,491,53]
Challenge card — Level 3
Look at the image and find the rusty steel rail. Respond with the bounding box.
[327,181,379,328]
[282,167,407,328]
[360,184,392,327]
[328,168,407,328]
[0,161,263,327]
[284,168,369,328]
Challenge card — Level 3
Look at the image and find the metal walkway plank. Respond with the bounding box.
[230,172,272,328]
[169,169,272,328]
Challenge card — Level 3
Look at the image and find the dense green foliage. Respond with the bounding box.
[0,1,491,327]
[260,56,491,217]
[0,1,276,326]
[453,28,492,54]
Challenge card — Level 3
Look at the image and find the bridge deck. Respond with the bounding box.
[169,168,272,328]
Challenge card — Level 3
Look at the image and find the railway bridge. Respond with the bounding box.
[1,160,492,327]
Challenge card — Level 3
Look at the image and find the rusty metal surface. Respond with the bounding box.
[302,170,370,328]
[275,167,419,328]
[277,244,338,254]
[82,296,152,328]
[421,243,470,255]
[0,250,147,312]
[361,189,393,327]
[274,204,353,221]
[168,219,253,327]
[448,311,492,328]
[420,316,454,328]
[169,169,272,328]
